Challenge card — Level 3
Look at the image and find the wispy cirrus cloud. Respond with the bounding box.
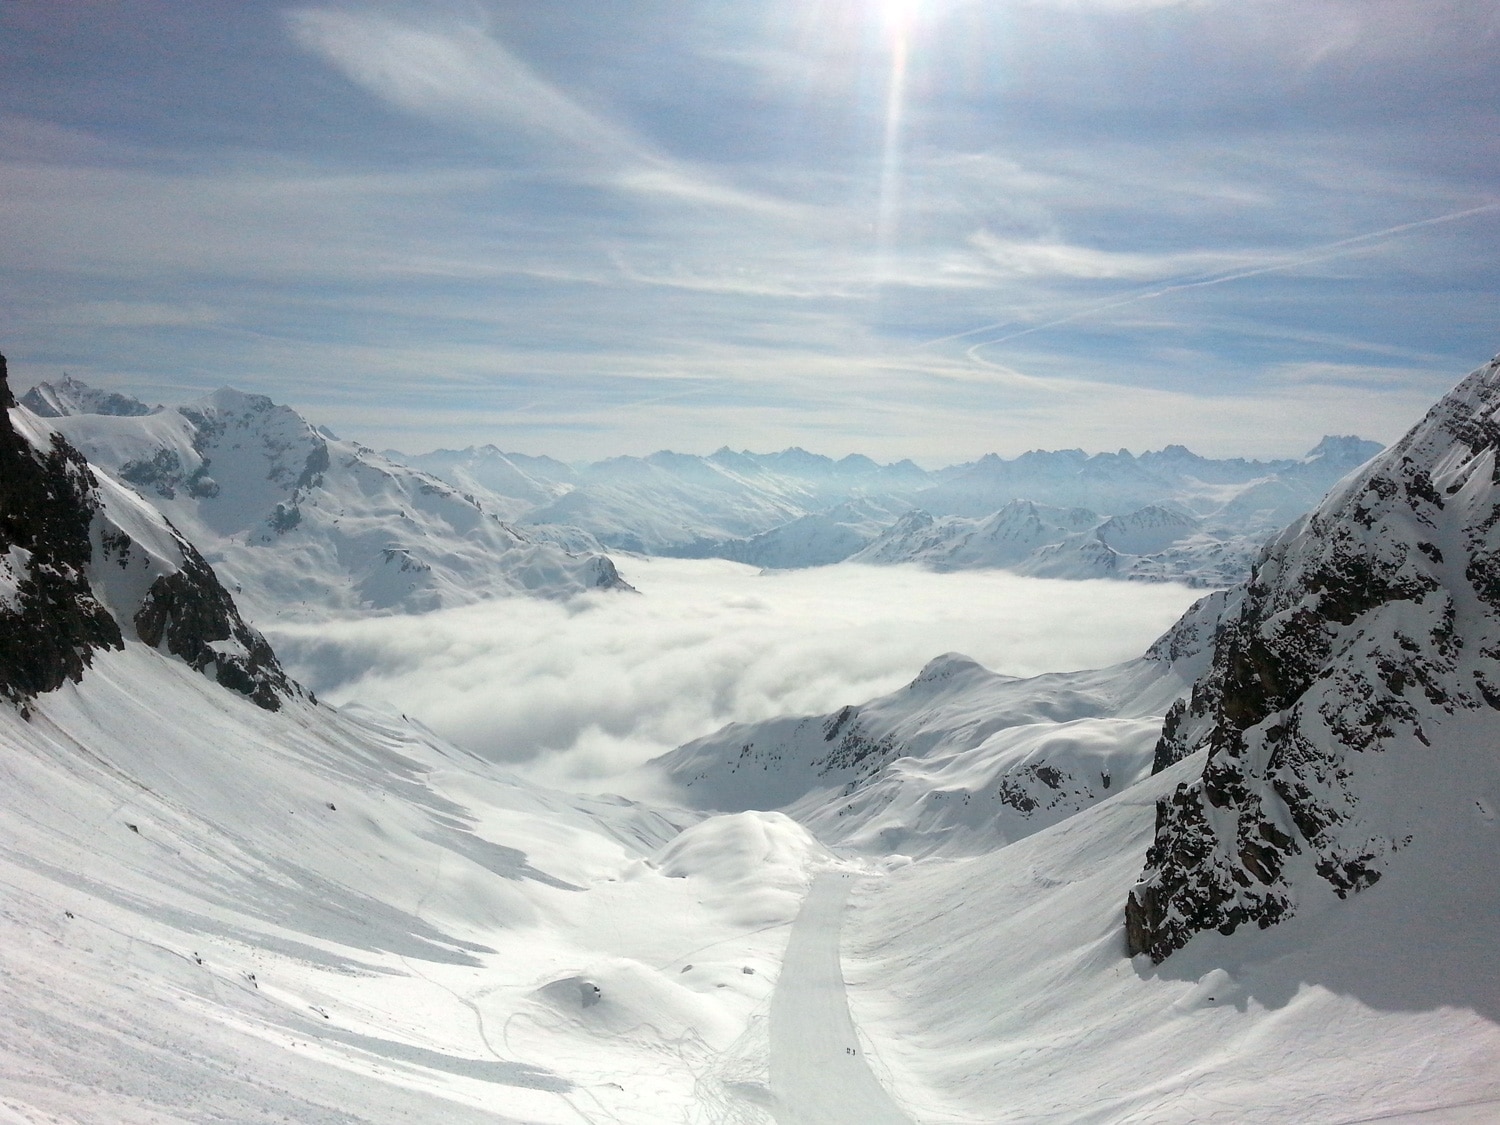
[285,7,815,219]
[287,8,644,162]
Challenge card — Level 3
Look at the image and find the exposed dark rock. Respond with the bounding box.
[0,353,124,713]
[133,532,296,711]
[1126,354,1500,963]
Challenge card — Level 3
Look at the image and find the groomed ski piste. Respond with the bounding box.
[3,356,1500,1123]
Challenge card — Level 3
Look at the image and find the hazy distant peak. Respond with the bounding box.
[1303,434,1384,462]
[21,374,155,419]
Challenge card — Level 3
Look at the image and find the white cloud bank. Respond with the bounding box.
[266,558,1205,793]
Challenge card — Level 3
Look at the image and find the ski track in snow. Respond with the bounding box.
[769,871,913,1125]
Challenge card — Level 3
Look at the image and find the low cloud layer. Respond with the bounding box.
[267,559,1204,793]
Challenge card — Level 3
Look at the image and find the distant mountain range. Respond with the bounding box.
[21,374,1385,609]
[392,433,1383,586]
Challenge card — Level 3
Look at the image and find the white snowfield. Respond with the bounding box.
[0,642,842,1123]
[769,871,914,1125]
[841,751,1500,1124]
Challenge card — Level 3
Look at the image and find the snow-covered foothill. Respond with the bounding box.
[676,496,912,569]
[653,589,1231,857]
[655,810,835,927]
[846,499,1270,587]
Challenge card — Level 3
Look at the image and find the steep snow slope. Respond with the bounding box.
[654,589,1230,856]
[0,639,854,1123]
[841,752,1500,1123]
[2,361,841,1123]
[1126,352,1500,962]
[32,382,627,619]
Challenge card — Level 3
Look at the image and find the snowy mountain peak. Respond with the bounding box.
[42,382,629,618]
[1125,353,1500,962]
[2,355,297,712]
[20,374,156,418]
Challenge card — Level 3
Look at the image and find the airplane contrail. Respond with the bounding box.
[923,200,1500,352]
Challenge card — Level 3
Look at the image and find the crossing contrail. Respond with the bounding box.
[923,200,1500,352]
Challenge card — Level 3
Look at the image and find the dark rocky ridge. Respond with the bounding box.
[1,353,298,713]
[0,354,123,712]
[1126,354,1500,963]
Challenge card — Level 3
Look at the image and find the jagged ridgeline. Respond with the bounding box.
[1127,354,1500,962]
[0,353,297,713]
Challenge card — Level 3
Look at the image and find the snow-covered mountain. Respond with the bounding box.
[5,347,1498,1122]
[25,379,629,620]
[1125,353,1500,962]
[2,358,295,713]
[647,357,1500,1119]
[674,496,913,569]
[0,353,839,1122]
[845,500,1260,586]
[20,372,159,419]
[390,443,575,521]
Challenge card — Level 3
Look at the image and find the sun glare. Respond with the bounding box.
[880,0,924,35]
[875,0,918,270]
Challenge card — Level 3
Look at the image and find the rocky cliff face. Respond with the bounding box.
[1126,354,1500,962]
[0,355,124,712]
[1,354,297,713]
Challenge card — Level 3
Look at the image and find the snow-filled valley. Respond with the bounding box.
[4,352,1500,1123]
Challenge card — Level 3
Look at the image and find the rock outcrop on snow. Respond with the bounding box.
[1126,354,1500,962]
[1,355,296,711]
[0,356,124,710]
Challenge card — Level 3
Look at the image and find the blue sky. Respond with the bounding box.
[1,0,1497,461]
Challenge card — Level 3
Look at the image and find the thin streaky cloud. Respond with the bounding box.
[287,7,812,221]
[930,200,1500,352]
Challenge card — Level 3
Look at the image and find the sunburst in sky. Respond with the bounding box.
[1,0,1497,461]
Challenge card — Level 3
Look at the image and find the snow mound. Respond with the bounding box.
[655,811,834,926]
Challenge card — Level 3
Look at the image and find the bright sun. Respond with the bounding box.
[880,0,924,33]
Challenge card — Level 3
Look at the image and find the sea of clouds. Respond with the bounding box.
[267,558,1205,793]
